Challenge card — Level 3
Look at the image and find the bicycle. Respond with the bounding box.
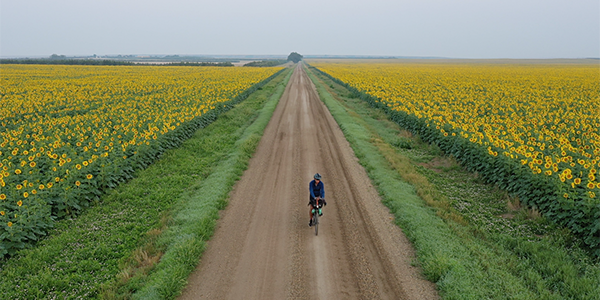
[311,198,324,236]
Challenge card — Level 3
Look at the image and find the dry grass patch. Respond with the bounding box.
[418,157,457,173]
[372,135,467,226]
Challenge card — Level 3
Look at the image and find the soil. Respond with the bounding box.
[178,64,439,299]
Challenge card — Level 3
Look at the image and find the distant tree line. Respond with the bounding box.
[0,59,235,67]
[49,54,67,60]
[243,60,287,67]
[0,59,136,65]
[163,61,234,67]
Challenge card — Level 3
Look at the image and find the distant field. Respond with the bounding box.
[308,58,600,64]
[0,64,283,255]
[309,59,600,251]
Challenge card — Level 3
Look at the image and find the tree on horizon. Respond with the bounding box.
[287,52,303,63]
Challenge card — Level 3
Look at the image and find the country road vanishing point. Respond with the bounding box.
[178,64,439,299]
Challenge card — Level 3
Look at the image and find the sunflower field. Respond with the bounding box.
[0,64,283,255]
[310,60,600,252]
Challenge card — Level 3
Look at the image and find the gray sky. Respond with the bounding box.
[1,0,599,58]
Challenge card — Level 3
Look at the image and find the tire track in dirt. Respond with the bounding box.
[178,64,438,299]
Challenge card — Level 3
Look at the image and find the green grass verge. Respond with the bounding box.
[129,66,293,300]
[0,67,293,300]
[305,65,600,300]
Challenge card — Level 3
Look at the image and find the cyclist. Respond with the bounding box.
[309,173,327,227]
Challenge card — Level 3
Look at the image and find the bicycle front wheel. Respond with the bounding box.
[314,211,319,236]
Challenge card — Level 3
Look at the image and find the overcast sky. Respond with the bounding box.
[1,0,599,59]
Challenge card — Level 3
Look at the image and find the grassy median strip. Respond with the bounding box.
[0,67,293,300]
[130,67,292,300]
[305,65,600,300]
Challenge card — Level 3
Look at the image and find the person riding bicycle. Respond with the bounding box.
[309,173,326,227]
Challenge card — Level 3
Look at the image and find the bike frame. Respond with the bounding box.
[312,198,323,236]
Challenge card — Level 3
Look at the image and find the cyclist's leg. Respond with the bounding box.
[309,196,315,222]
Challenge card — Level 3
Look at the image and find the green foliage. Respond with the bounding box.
[287,52,303,63]
[391,137,413,149]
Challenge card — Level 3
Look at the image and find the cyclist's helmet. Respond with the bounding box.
[314,173,322,180]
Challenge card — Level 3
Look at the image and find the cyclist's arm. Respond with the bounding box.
[309,181,316,198]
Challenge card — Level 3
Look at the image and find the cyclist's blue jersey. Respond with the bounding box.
[309,180,324,199]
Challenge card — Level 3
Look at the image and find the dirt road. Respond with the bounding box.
[179,64,438,299]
